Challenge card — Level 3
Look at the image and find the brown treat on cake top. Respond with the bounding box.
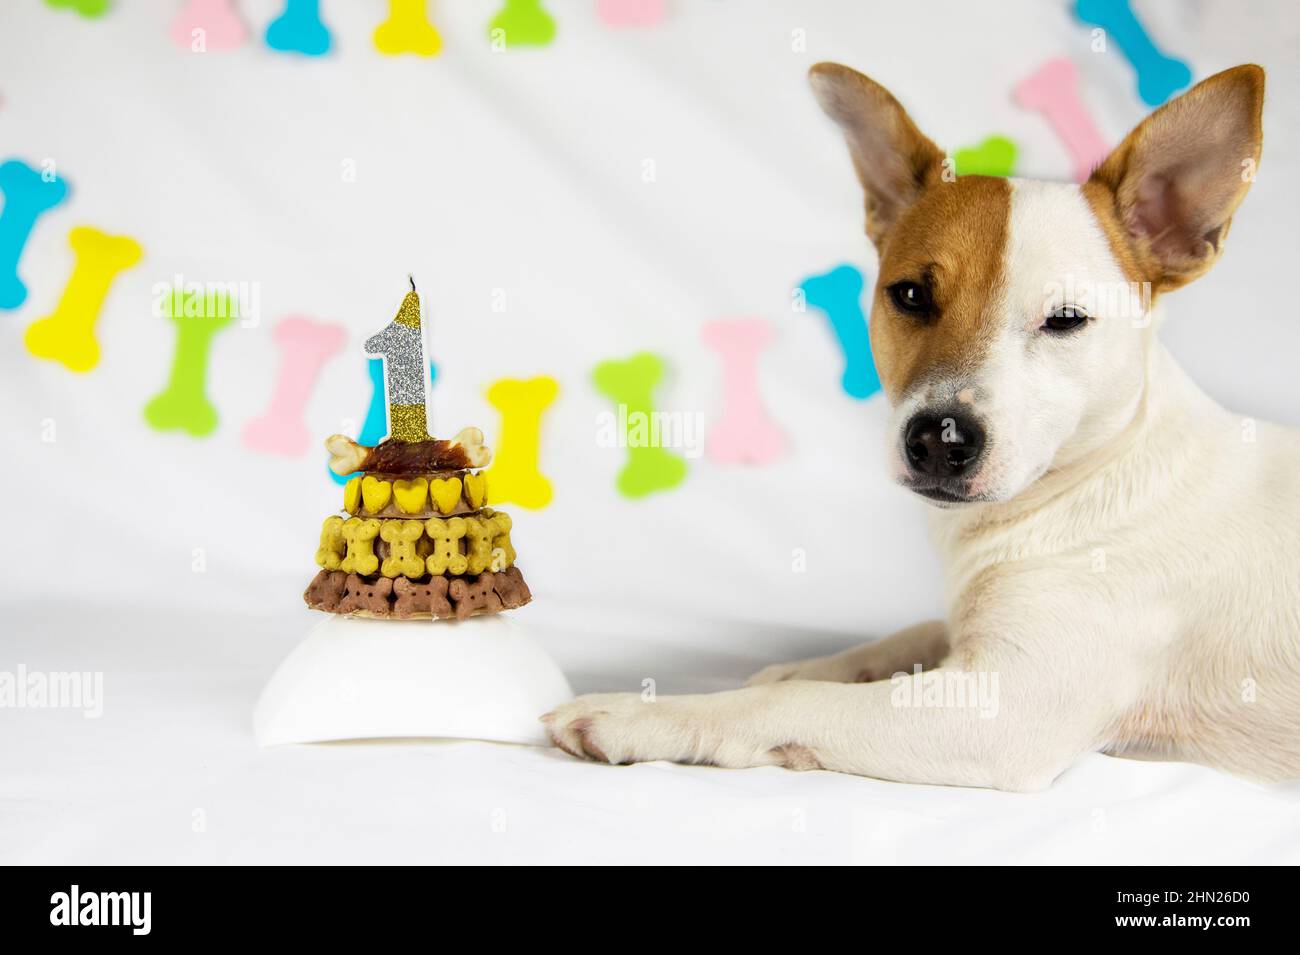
[326,427,490,477]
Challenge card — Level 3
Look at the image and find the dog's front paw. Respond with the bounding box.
[541,693,671,765]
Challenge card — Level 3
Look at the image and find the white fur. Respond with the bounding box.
[543,182,1300,791]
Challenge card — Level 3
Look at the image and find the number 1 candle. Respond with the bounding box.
[364,277,434,443]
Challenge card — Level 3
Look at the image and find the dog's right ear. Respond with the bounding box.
[808,63,945,251]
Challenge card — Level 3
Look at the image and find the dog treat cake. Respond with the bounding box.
[303,281,532,621]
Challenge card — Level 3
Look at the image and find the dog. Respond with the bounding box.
[543,62,1300,790]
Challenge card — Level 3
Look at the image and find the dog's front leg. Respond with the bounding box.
[746,619,949,685]
[544,665,1108,791]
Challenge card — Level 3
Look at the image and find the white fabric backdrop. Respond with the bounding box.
[2,0,1298,864]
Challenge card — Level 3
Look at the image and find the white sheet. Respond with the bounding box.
[2,1,1299,864]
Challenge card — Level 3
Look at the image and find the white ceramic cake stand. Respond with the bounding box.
[254,614,573,747]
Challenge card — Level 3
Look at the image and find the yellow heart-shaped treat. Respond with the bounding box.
[361,475,393,514]
[343,476,363,514]
[393,477,429,514]
[463,472,488,509]
[429,476,464,515]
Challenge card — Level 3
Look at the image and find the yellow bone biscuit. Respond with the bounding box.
[486,509,516,567]
[343,475,362,514]
[424,516,468,575]
[361,475,392,514]
[429,476,463,515]
[393,477,428,515]
[380,519,426,578]
[464,472,488,509]
[463,511,514,575]
[315,515,346,570]
[341,517,381,576]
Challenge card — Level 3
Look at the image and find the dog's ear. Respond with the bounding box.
[1087,65,1264,292]
[808,63,945,251]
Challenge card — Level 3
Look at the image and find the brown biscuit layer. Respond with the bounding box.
[305,566,532,621]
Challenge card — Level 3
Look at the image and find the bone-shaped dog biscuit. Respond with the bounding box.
[374,0,442,56]
[488,0,557,48]
[1074,0,1192,107]
[242,316,346,456]
[314,515,346,570]
[265,0,331,56]
[393,576,451,619]
[341,517,381,576]
[171,0,247,51]
[484,376,557,509]
[24,226,142,372]
[143,288,236,437]
[592,352,689,498]
[701,318,785,466]
[799,264,879,400]
[1015,59,1110,183]
[425,516,469,576]
[380,520,426,579]
[0,159,70,311]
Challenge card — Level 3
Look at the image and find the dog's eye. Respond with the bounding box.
[888,281,932,316]
[1043,304,1089,333]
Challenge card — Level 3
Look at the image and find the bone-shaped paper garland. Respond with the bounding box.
[171,0,247,52]
[242,316,347,456]
[483,376,558,509]
[701,319,785,466]
[592,354,688,499]
[0,159,70,311]
[596,0,665,27]
[23,227,143,372]
[488,0,557,48]
[143,289,236,437]
[799,264,880,400]
[326,357,437,485]
[953,135,1018,178]
[43,0,109,18]
[1074,0,1192,107]
[374,0,442,57]
[265,0,332,57]
[1015,59,1110,183]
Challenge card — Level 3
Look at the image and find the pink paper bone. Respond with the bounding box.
[170,0,247,51]
[1015,58,1110,183]
[596,0,665,27]
[701,318,785,465]
[242,316,347,456]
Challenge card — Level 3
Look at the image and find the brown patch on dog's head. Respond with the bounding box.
[1084,64,1264,294]
[871,176,1011,400]
[809,63,1011,401]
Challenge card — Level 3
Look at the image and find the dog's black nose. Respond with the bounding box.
[904,412,985,478]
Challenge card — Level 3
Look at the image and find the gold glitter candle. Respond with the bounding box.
[364,280,433,443]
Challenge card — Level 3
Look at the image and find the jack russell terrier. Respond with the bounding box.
[543,62,1300,790]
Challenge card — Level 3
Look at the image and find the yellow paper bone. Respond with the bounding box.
[374,0,442,57]
[483,376,557,509]
[24,226,143,372]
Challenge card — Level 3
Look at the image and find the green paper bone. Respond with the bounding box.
[143,288,236,437]
[953,135,1018,177]
[592,352,688,499]
[489,0,556,48]
[44,0,111,18]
